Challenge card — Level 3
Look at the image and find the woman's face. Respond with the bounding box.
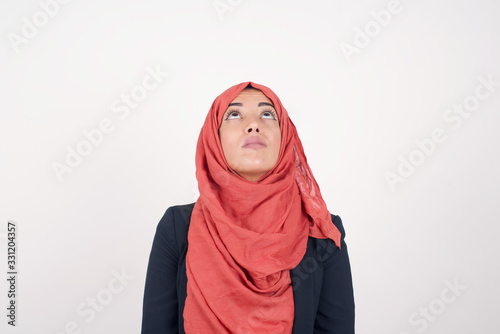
[218,88,281,182]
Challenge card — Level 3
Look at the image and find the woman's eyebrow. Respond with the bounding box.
[227,102,275,107]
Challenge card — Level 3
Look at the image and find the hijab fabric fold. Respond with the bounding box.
[184,81,341,333]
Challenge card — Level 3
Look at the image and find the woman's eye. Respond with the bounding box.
[225,110,276,120]
[226,111,240,119]
[262,111,275,119]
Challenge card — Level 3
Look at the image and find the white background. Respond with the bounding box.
[1,0,499,333]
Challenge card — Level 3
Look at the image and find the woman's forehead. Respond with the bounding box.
[230,88,274,105]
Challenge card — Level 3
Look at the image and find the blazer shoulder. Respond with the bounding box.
[155,202,195,253]
[329,213,347,240]
[169,202,196,224]
[164,201,195,228]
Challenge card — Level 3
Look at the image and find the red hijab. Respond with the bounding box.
[184,81,341,333]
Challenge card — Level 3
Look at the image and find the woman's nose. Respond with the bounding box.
[245,116,260,133]
[246,126,259,133]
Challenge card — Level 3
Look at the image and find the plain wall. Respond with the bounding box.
[1,0,499,333]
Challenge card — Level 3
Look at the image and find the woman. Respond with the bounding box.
[142,82,355,333]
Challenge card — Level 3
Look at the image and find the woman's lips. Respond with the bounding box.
[242,136,267,149]
[243,143,266,149]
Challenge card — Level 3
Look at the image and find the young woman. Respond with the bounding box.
[142,82,355,333]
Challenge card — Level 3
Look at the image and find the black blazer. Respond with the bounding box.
[142,202,355,333]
